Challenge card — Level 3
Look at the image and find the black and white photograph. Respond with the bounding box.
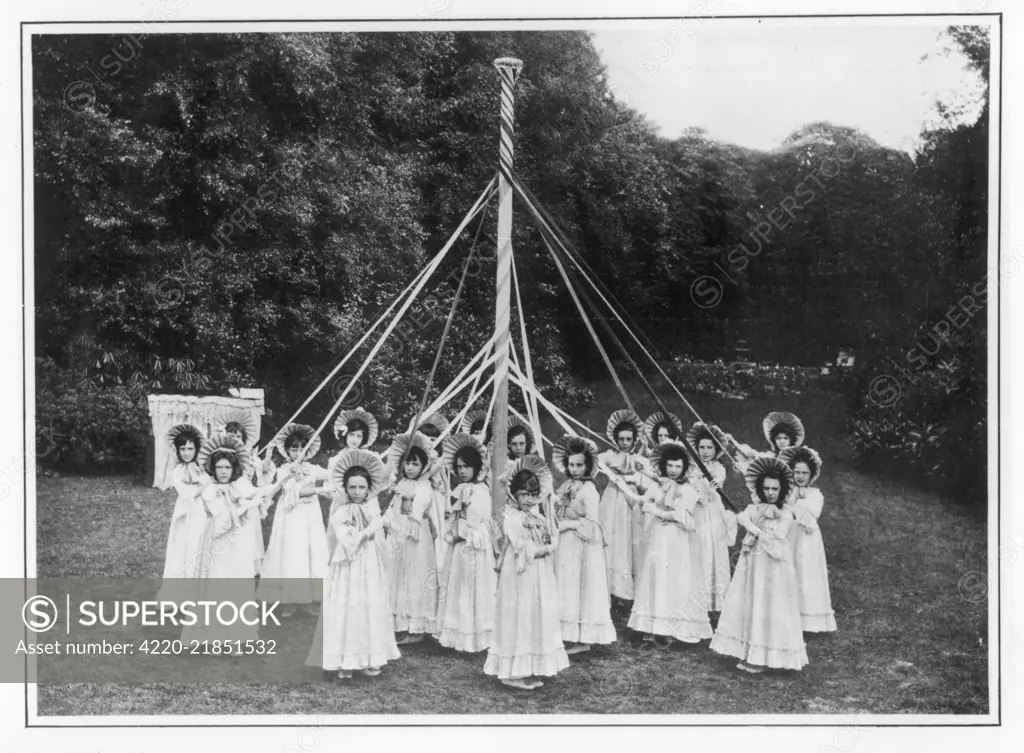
[4,0,1014,745]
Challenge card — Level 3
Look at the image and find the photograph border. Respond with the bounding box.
[19,7,1003,729]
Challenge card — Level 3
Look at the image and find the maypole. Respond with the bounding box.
[490,56,523,514]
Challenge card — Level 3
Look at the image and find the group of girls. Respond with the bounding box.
[158,403,835,689]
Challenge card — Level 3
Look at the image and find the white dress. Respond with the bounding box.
[628,478,713,641]
[687,461,737,611]
[181,478,276,643]
[384,476,442,634]
[484,505,569,680]
[306,495,401,671]
[786,487,837,632]
[710,503,808,670]
[434,481,497,652]
[158,462,209,600]
[553,478,617,644]
[256,461,329,605]
[597,449,650,599]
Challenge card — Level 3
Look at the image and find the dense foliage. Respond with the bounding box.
[33,28,989,493]
[846,26,989,499]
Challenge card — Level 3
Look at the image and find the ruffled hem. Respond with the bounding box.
[709,633,808,670]
[483,647,570,679]
[436,627,492,652]
[627,612,712,641]
[801,612,837,632]
[560,620,618,645]
[307,647,401,671]
[393,616,436,634]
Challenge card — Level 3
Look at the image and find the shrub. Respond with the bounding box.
[846,327,986,500]
[36,357,149,474]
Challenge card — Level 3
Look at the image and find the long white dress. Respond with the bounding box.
[256,461,329,606]
[384,476,441,634]
[484,505,569,680]
[786,487,837,632]
[553,478,617,644]
[628,478,713,641]
[158,462,209,600]
[181,478,275,643]
[687,461,737,611]
[597,449,650,600]
[710,503,808,670]
[434,480,497,652]
[305,495,401,671]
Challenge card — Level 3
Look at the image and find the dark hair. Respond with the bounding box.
[470,419,493,444]
[507,426,532,452]
[285,434,306,451]
[755,472,792,508]
[614,421,637,446]
[403,446,429,471]
[173,433,200,463]
[209,449,243,483]
[653,421,679,441]
[693,428,719,454]
[346,419,369,445]
[561,438,595,477]
[769,425,794,449]
[453,447,484,481]
[657,444,690,478]
[419,424,441,440]
[224,422,248,443]
[509,469,541,497]
[342,466,372,489]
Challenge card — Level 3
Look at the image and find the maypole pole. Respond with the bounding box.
[491,56,523,515]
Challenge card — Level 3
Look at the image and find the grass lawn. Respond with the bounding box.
[34,386,989,715]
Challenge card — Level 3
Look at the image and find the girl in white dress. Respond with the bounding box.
[551,435,616,654]
[710,456,808,673]
[628,441,713,645]
[383,432,445,644]
[643,411,683,458]
[725,411,805,476]
[158,424,209,600]
[485,456,568,690]
[597,409,651,606]
[182,436,288,644]
[506,416,534,461]
[306,449,400,680]
[779,446,837,633]
[215,409,275,569]
[685,422,738,613]
[257,424,330,617]
[461,409,493,448]
[333,407,379,452]
[434,434,496,652]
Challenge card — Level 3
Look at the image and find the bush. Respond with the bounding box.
[36,358,149,474]
[846,329,986,500]
[666,356,818,398]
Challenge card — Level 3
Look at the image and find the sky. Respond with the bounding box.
[592,23,987,153]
